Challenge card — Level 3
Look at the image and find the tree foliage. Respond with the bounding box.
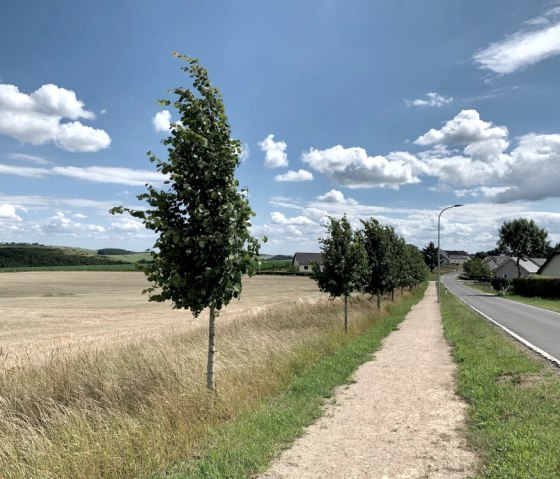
[422,241,438,272]
[110,53,261,391]
[463,258,491,279]
[497,218,549,277]
[312,216,367,331]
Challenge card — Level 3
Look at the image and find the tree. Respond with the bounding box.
[312,215,367,332]
[360,219,394,310]
[403,244,429,288]
[463,258,491,280]
[497,218,549,277]
[110,53,261,392]
[422,241,438,272]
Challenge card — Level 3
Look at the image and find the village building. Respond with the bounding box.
[292,252,323,273]
[537,252,560,277]
[493,257,546,279]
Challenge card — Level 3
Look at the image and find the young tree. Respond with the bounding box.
[497,218,549,277]
[403,244,429,289]
[360,218,394,310]
[463,258,491,280]
[110,53,261,392]
[422,241,438,272]
[312,215,367,332]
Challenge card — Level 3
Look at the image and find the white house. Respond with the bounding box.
[292,252,323,273]
[537,253,560,277]
[493,257,545,279]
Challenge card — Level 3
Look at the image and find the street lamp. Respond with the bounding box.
[437,204,463,303]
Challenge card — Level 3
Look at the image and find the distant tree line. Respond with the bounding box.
[0,246,125,268]
[312,215,428,331]
[97,248,136,255]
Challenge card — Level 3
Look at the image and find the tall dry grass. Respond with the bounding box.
[0,294,403,478]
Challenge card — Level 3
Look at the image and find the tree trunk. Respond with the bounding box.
[207,306,217,392]
[344,294,348,333]
[391,289,394,301]
[516,257,521,278]
[376,293,381,311]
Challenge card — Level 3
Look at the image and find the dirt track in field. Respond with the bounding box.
[0,272,327,367]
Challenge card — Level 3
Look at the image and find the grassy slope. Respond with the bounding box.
[441,292,560,478]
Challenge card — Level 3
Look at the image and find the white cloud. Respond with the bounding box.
[301,145,422,189]
[8,153,52,165]
[259,134,288,168]
[274,169,313,182]
[0,83,110,152]
[270,212,315,225]
[0,204,21,220]
[42,212,106,234]
[239,142,250,163]
[474,9,560,74]
[0,163,51,178]
[152,110,172,132]
[110,219,144,232]
[51,166,166,186]
[316,189,357,205]
[406,92,453,107]
[414,109,509,146]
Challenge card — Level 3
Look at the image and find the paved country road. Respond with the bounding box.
[442,274,560,367]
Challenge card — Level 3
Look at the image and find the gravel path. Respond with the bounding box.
[260,282,477,479]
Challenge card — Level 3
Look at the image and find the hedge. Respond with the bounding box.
[512,275,560,299]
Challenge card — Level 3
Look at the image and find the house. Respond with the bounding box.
[442,250,470,265]
[292,252,323,273]
[482,255,509,272]
[537,252,560,277]
[493,257,546,279]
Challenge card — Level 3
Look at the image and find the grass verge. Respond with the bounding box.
[460,280,560,314]
[0,284,426,479]
[441,292,560,478]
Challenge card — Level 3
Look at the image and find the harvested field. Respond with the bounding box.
[0,272,327,367]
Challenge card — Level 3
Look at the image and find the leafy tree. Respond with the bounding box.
[463,258,491,279]
[497,218,549,277]
[312,215,367,332]
[110,53,261,392]
[360,219,394,310]
[422,241,438,272]
[403,244,429,288]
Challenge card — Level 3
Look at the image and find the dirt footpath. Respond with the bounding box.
[260,282,477,479]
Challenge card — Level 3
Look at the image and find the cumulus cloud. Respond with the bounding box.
[270,212,315,225]
[301,145,422,189]
[152,110,172,132]
[474,8,560,74]
[274,169,313,182]
[259,134,288,168]
[0,83,110,152]
[406,92,453,107]
[0,204,21,220]
[316,189,358,205]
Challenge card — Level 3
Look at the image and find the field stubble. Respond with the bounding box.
[0,272,326,368]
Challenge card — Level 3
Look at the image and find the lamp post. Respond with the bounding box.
[437,204,463,303]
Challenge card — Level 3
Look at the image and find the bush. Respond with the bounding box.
[512,275,560,299]
[492,276,511,292]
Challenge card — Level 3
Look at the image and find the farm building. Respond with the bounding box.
[292,252,323,273]
[493,257,546,279]
[440,250,470,265]
[538,253,560,277]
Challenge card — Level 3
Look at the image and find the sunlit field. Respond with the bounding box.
[0,272,327,368]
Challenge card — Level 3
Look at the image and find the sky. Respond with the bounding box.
[1,0,560,255]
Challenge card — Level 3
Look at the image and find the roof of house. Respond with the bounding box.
[483,255,510,270]
[292,252,324,266]
[529,257,547,267]
[444,250,469,257]
[495,257,541,275]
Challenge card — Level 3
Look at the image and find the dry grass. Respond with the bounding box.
[0,282,399,479]
[0,273,326,368]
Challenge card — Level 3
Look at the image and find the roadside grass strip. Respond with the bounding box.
[160,284,428,479]
[441,292,560,478]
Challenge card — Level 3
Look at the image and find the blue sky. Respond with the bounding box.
[1,0,560,254]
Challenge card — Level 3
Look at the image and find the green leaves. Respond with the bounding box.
[110,53,262,317]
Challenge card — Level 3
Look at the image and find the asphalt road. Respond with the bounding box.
[442,274,560,366]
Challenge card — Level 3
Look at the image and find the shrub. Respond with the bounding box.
[492,276,511,292]
[512,275,560,299]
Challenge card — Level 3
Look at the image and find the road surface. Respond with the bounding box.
[442,274,560,366]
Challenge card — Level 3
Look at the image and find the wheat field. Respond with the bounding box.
[0,272,327,368]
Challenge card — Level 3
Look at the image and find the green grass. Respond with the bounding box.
[461,281,560,314]
[441,292,560,478]
[161,284,427,478]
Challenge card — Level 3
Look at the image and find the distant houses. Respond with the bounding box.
[440,250,470,266]
[292,252,323,273]
[492,257,545,279]
[537,252,560,277]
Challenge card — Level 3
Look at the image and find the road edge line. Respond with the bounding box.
[447,289,560,369]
